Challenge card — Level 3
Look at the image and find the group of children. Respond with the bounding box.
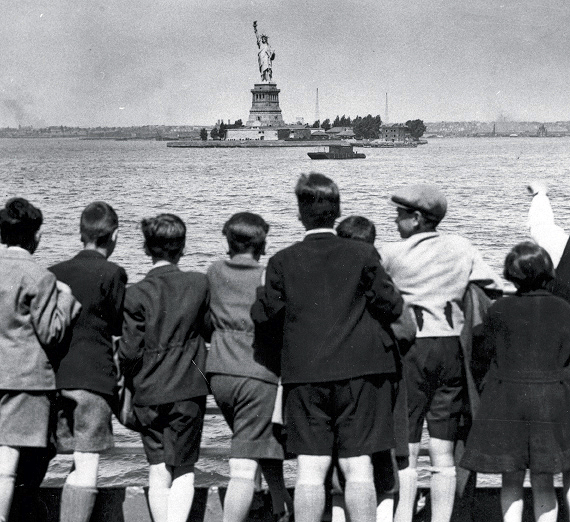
[2,174,570,522]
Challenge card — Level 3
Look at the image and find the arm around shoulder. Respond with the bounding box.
[363,250,403,324]
[30,271,81,347]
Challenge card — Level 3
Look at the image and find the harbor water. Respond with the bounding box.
[2,136,570,489]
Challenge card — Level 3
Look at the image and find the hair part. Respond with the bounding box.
[0,197,43,250]
[336,215,376,245]
[503,241,555,291]
[223,212,269,257]
[141,213,186,262]
[80,201,119,246]
[295,172,340,229]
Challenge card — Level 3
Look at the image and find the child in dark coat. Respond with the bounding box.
[460,241,570,522]
[119,214,211,522]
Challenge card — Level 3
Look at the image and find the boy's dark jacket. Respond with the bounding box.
[50,250,127,396]
[251,232,403,384]
[118,264,211,406]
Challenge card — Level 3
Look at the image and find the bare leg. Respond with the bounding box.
[260,459,293,518]
[295,455,332,522]
[394,443,419,522]
[148,463,172,522]
[530,472,557,522]
[338,455,376,522]
[0,446,19,522]
[429,437,456,522]
[501,471,524,522]
[223,458,258,522]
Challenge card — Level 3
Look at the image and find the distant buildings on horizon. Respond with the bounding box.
[1,120,570,139]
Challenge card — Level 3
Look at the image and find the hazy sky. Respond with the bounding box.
[2,0,569,127]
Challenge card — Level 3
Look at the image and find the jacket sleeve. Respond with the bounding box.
[251,255,285,325]
[30,271,81,347]
[362,249,403,324]
[118,287,146,366]
[109,267,128,337]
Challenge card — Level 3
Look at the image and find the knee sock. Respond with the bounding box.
[294,484,326,522]
[0,474,16,522]
[168,472,195,522]
[430,466,456,522]
[343,480,376,522]
[59,484,98,522]
[376,493,395,522]
[394,467,418,522]
[222,477,255,522]
[148,486,170,522]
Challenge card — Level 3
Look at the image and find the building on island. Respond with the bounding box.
[380,124,411,142]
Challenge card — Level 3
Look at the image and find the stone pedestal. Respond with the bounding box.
[246,83,285,127]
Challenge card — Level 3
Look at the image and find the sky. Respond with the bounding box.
[1,0,569,127]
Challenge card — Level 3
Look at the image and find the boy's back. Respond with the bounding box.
[50,251,127,395]
[120,264,210,406]
[260,232,402,384]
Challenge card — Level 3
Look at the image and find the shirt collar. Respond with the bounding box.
[304,228,337,238]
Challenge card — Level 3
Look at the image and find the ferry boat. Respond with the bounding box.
[308,143,366,160]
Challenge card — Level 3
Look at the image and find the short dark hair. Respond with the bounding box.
[503,241,555,291]
[80,201,118,246]
[295,172,340,229]
[141,213,186,262]
[0,197,43,249]
[336,216,376,245]
[223,212,269,257]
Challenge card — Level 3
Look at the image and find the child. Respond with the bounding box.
[381,184,502,522]
[337,216,410,522]
[118,214,211,522]
[206,212,293,522]
[49,201,127,522]
[460,242,570,522]
[0,198,80,521]
[252,173,403,522]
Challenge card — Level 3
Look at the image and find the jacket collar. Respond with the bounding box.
[147,263,180,276]
[303,228,337,241]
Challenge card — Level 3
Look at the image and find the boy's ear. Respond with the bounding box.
[33,229,42,251]
[111,229,119,243]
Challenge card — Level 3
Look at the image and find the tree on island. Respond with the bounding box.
[405,119,426,139]
[231,119,243,128]
[312,120,320,128]
[333,115,352,127]
[200,128,208,140]
[218,122,227,139]
[210,127,219,140]
[321,119,331,131]
[353,114,382,139]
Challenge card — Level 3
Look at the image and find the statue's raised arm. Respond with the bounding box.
[253,20,275,82]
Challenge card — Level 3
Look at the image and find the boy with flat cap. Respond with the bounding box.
[380,184,502,522]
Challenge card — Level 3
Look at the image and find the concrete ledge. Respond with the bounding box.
[8,486,570,522]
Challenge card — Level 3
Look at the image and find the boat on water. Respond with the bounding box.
[308,143,366,160]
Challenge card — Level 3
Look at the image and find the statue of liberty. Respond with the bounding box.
[253,21,275,82]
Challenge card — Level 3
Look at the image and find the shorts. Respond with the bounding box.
[56,389,114,453]
[283,375,394,458]
[134,396,206,468]
[405,337,466,443]
[209,374,284,460]
[0,390,52,448]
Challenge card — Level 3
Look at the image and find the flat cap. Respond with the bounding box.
[391,184,447,224]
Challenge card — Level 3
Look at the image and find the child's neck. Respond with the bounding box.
[229,251,259,262]
[83,243,111,258]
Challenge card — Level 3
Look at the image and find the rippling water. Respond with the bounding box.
[2,136,570,488]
